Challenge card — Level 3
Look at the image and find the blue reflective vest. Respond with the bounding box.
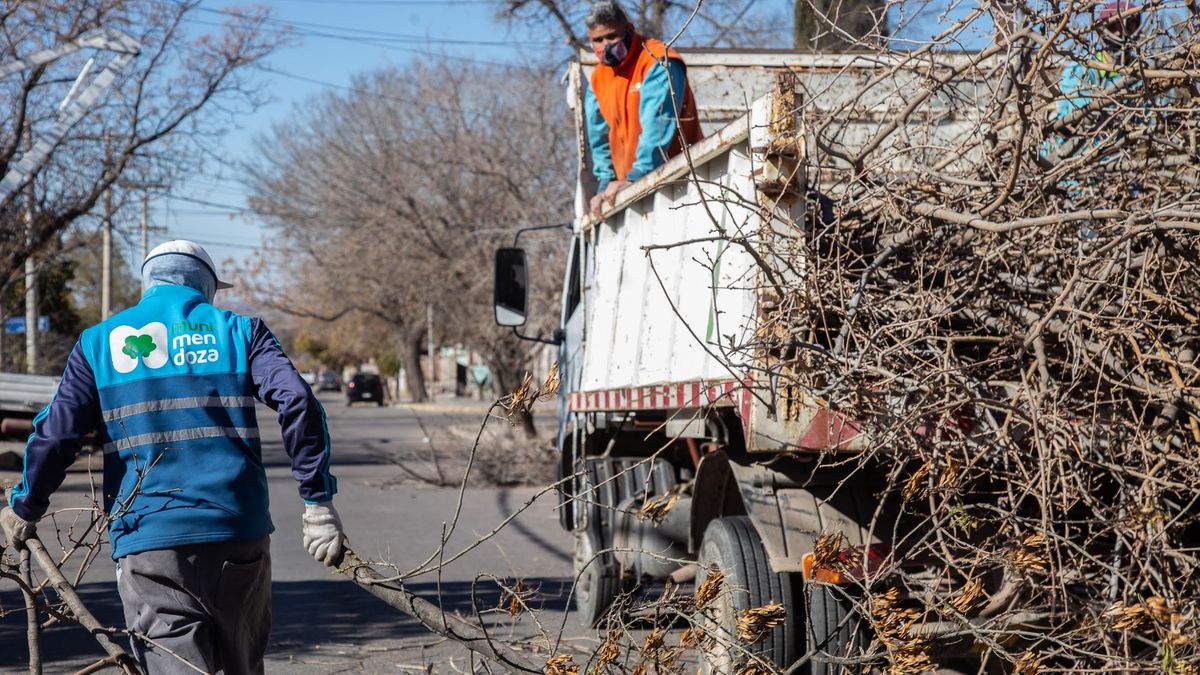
[10,284,336,559]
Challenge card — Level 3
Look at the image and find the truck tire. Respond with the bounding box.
[572,528,620,626]
[805,582,870,675]
[697,516,796,674]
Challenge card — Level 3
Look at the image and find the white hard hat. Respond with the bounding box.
[142,240,234,289]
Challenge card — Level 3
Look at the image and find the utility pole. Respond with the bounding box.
[23,128,37,374]
[101,131,112,321]
[141,190,149,260]
[24,179,37,374]
[427,303,435,402]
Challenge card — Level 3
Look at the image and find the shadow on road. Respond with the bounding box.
[497,489,573,565]
[0,576,573,669]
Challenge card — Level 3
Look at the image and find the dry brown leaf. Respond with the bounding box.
[936,451,960,491]
[639,628,664,658]
[506,371,533,418]
[679,626,704,648]
[903,462,931,500]
[887,646,935,675]
[544,654,578,675]
[869,587,931,674]
[540,361,560,399]
[695,569,724,610]
[736,603,787,644]
[504,579,525,617]
[812,531,846,573]
[596,629,621,667]
[1105,595,1179,631]
[637,493,680,523]
[737,662,773,675]
[1010,533,1048,573]
[949,577,986,613]
[1014,650,1041,675]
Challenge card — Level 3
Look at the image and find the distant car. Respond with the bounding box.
[317,370,342,391]
[346,373,384,407]
[300,370,318,386]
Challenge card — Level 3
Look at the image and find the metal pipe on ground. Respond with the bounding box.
[2,417,34,436]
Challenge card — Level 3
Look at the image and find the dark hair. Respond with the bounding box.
[584,1,629,28]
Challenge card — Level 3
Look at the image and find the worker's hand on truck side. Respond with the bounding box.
[591,180,633,217]
[590,193,606,217]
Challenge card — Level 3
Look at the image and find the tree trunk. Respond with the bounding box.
[513,407,538,439]
[643,0,669,38]
[402,331,428,403]
[492,365,538,438]
[794,0,887,50]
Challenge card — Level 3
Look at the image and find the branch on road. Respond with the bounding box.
[337,548,544,673]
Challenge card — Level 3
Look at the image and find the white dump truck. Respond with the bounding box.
[494,50,989,673]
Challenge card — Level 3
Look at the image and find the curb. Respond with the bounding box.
[393,402,496,416]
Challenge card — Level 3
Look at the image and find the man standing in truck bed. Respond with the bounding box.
[585,1,704,216]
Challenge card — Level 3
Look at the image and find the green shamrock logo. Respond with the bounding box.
[122,334,157,360]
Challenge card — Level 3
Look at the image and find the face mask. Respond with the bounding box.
[601,32,632,67]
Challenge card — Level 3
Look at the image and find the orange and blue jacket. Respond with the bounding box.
[585,34,703,191]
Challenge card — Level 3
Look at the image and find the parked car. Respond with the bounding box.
[300,370,318,386]
[346,373,384,406]
[317,370,342,391]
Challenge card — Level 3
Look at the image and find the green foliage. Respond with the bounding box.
[949,504,979,532]
[1,252,85,373]
[293,332,329,362]
[376,351,401,376]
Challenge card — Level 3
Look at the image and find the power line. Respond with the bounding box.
[161,192,252,213]
[182,16,546,68]
[193,6,556,47]
[260,67,568,131]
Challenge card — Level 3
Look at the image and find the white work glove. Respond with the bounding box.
[1,506,37,549]
[301,502,344,567]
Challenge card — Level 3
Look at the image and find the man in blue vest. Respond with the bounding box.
[1,240,342,674]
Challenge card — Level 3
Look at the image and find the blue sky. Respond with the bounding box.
[151,0,542,274]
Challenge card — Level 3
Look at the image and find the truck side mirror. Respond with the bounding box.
[494,247,528,327]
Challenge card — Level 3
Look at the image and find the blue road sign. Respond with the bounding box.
[3,316,50,334]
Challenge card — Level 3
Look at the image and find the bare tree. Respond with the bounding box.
[0,0,283,303]
[793,0,890,49]
[244,60,572,404]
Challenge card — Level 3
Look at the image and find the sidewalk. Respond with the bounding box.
[392,396,498,417]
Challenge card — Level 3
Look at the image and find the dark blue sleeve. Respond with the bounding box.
[247,318,337,503]
[9,343,102,521]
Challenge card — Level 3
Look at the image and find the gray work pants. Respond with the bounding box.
[116,537,271,675]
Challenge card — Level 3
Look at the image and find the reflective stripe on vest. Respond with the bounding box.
[103,425,261,455]
[102,395,257,422]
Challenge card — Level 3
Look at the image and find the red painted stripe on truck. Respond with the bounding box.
[566,379,741,412]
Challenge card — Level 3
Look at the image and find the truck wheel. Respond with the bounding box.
[572,528,619,626]
[697,516,796,674]
[805,582,870,675]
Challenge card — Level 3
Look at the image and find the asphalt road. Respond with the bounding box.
[0,391,581,673]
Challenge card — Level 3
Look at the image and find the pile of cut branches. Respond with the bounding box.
[743,0,1200,669]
